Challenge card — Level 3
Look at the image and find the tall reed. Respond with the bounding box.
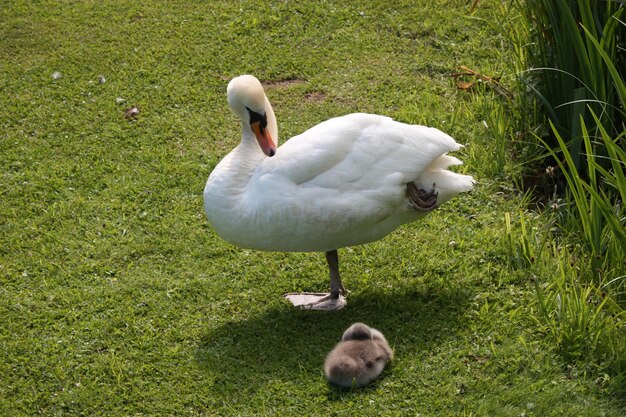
[493,0,626,399]
[523,0,625,174]
[539,113,626,288]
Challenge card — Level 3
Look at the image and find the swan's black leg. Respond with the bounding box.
[283,250,347,310]
[326,249,345,299]
[407,182,438,211]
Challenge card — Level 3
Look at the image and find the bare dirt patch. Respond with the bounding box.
[263,77,307,88]
[304,92,326,102]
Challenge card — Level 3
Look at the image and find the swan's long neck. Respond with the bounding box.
[205,90,279,206]
[219,129,264,187]
[207,95,278,195]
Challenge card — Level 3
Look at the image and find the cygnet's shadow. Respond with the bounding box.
[195,284,472,396]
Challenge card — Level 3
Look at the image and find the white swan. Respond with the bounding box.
[204,75,474,310]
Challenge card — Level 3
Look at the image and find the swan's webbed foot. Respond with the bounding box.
[283,250,347,311]
[283,292,347,311]
[407,182,438,211]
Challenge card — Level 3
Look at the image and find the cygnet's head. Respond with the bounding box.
[342,322,373,341]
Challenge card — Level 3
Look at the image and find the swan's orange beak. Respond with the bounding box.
[251,121,276,157]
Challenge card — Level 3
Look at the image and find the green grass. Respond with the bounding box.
[495,0,626,397]
[1,0,624,415]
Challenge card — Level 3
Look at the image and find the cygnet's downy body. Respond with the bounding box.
[324,323,393,388]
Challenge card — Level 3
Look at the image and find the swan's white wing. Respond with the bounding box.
[258,113,460,190]
[235,113,465,251]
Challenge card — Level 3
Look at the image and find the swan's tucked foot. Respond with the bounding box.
[407,182,438,211]
[283,292,347,311]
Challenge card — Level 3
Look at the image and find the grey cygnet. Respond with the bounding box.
[324,322,393,388]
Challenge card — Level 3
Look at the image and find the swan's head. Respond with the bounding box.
[227,75,277,157]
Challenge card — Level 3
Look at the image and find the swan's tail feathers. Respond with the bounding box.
[415,154,475,205]
[428,154,463,170]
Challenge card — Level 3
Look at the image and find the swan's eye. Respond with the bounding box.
[246,106,268,129]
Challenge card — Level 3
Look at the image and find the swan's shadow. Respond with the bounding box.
[195,284,472,397]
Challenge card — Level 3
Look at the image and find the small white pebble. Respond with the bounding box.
[115,97,125,104]
[52,71,62,80]
[98,75,106,84]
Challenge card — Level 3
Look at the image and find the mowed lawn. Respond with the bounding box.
[1,1,623,416]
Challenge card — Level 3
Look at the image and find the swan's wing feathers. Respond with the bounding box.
[259,114,365,184]
[351,121,461,190]
[259,113,460,191]
[247,114,465,242]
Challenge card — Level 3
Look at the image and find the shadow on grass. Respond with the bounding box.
[195,284,472,399]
